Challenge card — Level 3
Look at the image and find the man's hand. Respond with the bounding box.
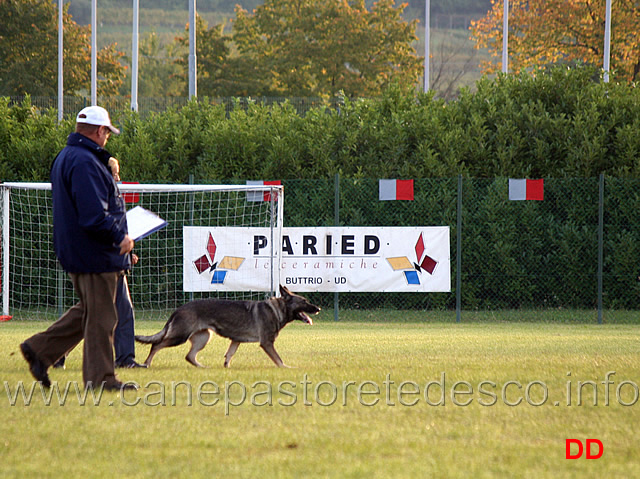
[119,234,134,255]
[108,157,121,181]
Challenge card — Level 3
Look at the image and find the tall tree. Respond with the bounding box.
[471,0,640,82]
[232,0,422,97]
[132,31,183,97]
[173,15,270,97]
[0,0,126,96]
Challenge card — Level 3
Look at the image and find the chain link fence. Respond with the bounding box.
[279,176,640,322]
[3,176,638,322]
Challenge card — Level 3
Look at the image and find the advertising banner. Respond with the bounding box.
[184,226,450,293]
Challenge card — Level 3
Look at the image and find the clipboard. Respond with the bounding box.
[126,206,168,241]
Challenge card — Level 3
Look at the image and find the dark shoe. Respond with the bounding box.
[20,342,51,388]
[102,381,139,392]
[115,360,147,369]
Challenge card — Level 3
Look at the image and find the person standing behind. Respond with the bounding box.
[20,105,136,391]
[108,157,147,368]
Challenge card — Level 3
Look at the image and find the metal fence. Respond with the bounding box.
[278,175,640,322]
[8,96,340,118]
[3,175,638,323]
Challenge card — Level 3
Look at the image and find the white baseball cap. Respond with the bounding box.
[76,106,120,135]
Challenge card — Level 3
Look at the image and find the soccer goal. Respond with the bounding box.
[1,182,284,320]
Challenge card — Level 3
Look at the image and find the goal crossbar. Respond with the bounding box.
[2,182,283,193]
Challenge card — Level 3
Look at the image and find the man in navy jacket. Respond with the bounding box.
[20,106,136,391]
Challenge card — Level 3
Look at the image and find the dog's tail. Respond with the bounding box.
[135,315,174,345]
[134,330,166,345]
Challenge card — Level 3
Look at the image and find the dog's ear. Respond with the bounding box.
[279,285,291,297]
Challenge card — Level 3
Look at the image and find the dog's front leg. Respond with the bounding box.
[260,342,289,368]
[224,341,240,368]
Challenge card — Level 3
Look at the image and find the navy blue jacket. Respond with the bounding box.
[51,132,131,273]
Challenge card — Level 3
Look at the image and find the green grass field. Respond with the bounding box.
[2,317,639,478]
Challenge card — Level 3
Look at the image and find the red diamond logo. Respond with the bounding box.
[415,233,425,263]
[207,233,216,261]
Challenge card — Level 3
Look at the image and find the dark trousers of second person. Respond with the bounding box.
[113,275,135,365]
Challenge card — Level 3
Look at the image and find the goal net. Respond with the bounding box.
[1,182,283,320]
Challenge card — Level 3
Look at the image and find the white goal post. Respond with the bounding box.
[1,182,284,320]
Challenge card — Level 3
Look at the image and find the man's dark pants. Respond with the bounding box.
[23,271,121,387]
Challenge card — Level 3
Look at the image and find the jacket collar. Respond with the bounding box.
[67,132,112,166]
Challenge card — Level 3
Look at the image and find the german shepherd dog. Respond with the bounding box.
[135,285,320,368]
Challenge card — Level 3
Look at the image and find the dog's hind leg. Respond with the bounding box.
[223,341,240,368]
[142,348,157,367]
[142,343,165,367]
[185,329,212,367]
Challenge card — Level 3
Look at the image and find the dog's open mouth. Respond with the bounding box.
[297,310,319,325]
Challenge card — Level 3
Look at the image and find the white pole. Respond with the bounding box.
[603,0,612,82]
[58,0,63,122]
[131,0,139,111]
[2,187,10,316]
[424,0,430,92]
[502,0,508,73]
[91,0,97,104]
[188,0,197,98]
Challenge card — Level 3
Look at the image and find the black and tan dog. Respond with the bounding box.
[135,285,320,368]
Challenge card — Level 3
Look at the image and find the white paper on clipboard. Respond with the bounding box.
[126,206,168,241]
